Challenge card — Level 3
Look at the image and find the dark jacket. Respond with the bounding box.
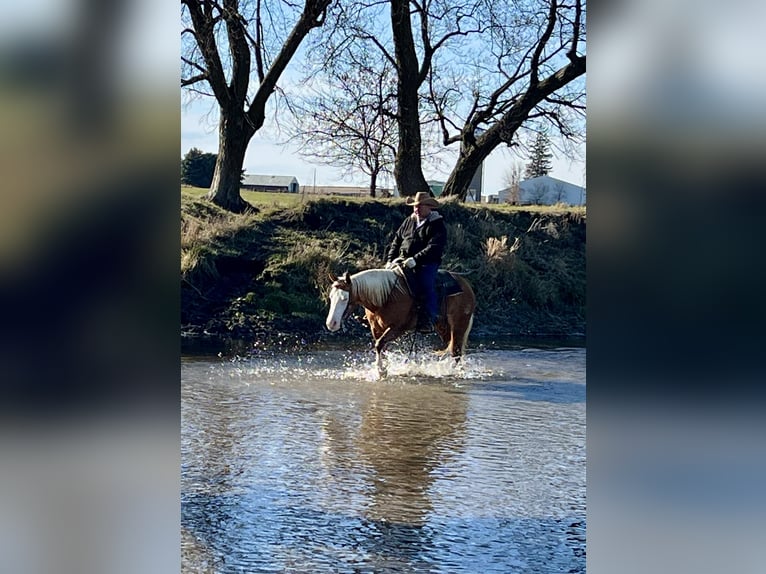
[386,211,446,266]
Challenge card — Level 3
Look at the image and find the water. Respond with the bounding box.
[181,344,586,573]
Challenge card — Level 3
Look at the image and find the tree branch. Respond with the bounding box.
[254,0,265,81]
[182,73,209,87]
[248,0,332,126]
[182,56,207,75]
[223,0,250,103]
[182,0,232,107]
[568,0,583,62]
[530,0,558,87]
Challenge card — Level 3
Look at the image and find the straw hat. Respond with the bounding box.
[405,191,439,208]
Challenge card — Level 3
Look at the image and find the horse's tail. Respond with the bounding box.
[458,312,474,355]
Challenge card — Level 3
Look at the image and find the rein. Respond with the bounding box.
[341,293,355,322]
[332,281,356,327]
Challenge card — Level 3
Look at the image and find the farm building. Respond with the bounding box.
[242,174,300,193]
[424,180,483,202]
[486,175,586,206]
[300,185,393,198]
[428,180,446,197]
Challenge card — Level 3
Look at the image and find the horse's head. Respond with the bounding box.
[326,272,352,332]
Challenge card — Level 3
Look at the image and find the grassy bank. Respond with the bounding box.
[181,188,586,347]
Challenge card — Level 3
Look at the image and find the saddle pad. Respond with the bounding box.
[436,270,463,297]
[393,267,463,298]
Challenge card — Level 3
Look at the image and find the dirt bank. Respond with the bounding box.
[181,195,585,350]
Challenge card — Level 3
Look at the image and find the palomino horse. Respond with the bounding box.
[326,268,476,376]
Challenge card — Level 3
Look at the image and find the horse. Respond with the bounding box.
[325,267,476,377]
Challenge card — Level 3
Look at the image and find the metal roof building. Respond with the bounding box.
[242,175,299,193]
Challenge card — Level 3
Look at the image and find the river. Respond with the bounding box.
[181,341,586,573]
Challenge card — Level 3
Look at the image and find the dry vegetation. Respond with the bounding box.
[181,189,585,341]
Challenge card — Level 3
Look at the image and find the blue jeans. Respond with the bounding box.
[414,263,439,322]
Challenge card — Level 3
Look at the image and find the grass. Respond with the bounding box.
[484,201,586,217]
[181,194,261,279]
[181,188,586,338]
[182,185,374,210]
[181,185,586,217]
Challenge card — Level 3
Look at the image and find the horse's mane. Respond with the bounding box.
[350,269,402,308]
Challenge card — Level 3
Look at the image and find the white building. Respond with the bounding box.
[242,174,300,193]
[486,175,586,206]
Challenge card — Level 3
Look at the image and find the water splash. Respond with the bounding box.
[196,346,587,390]
[199,348,497,386]
[336,350,496,383]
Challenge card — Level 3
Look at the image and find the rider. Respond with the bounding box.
[385,191,447,333]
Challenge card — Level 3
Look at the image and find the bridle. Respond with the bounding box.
[331,279,356,325]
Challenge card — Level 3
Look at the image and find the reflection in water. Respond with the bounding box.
[182,347,586,573]
[357,382,468,571]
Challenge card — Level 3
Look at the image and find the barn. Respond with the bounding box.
[486,175,586,206]
[242,174,300,193]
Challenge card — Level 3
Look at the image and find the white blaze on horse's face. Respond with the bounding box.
[326,286,349,331]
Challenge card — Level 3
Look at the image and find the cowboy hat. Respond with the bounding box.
[405,191,439,208]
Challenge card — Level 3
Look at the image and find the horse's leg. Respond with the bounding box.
[435,298,461,357]
[373,327,392,377]
[433,321,451,356]
[432,278,475,366]
[373,326,407,378]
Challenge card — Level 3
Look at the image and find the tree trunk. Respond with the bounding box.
[390,0,429,198]
[442,130,500,200]
[368,171,378,198]
[442,152,486,201]
[205,109,255,213]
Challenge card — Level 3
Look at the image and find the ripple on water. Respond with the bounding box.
[182,347,586,573]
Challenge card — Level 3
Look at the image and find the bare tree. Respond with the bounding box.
[389,0,430,196]
[436,0,586,200]
[528,182,549,205]
[283,48,397,197]
[181,0,333,212]
[297,0,486,198]
[553,181,567,203]
[389,0,486,196]
[502,162,522,204]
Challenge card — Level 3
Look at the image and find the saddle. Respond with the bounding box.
[393,266,464,320]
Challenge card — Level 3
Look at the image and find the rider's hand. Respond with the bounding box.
[403,257,416,269]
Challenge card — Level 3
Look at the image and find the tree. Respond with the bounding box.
[181,148,218,188]
[297,0,585,201]
[389,0,486,196]
[524,130,553,179]
[502,161,522,204]
[181,0,333,213]
[436,0,586,200]
[389,0,428,196]
[297,0,485,198]
[283,47,397,198]
[528,182,549,204]
[553,181,567,203]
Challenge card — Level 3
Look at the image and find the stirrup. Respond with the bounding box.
[415,317,434,333]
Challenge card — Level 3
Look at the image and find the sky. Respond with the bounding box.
[177,0,586,197]
[2,0,584,195]
[181,98,586,197]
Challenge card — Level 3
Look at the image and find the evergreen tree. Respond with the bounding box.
[181,148,217,188]
[524,132,553,179]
